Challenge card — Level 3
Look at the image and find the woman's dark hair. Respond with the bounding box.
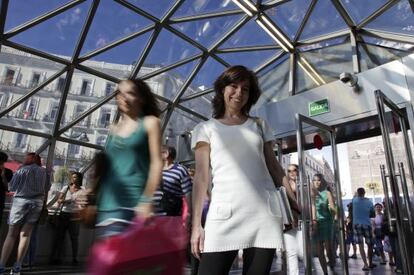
[162,145,176,161]
[121,79,161,118]
[71,171,83,186]
[313,173,328,191]
[212,65,261,118]
[375,203,383,208]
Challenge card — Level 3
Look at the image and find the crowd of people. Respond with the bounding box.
[0,66,405,275]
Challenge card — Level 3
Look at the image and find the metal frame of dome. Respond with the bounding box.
[0,0,413,171]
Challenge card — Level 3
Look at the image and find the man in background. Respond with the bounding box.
[352,187,375,271]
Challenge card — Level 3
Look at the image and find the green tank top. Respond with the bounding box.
[315,190,333,222]
[97,120,149,213]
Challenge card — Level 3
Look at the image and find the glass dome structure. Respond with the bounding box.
[0,0,413,172]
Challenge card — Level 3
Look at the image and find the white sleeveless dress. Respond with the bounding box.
[191,118,284,252]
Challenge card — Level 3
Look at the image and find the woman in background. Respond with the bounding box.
[50,172,84,264]
[312,174,336,275]
[95,79,163,238]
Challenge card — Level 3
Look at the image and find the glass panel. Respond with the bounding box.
[80,31,152,78]
[358,41,408,71]
[163,109,204,161]
[360,36,414,52]
[339,0,388,25]
[183,58,226,96]
[5,0,70,31]
[180,93,214,119]
[265,0,310,40]
[381,104,414,270]
[299,122,345,274]
[0,47,65,104]
[256,54,290,106]
[53,140,98,175]
[171,14,244,48]
[9,1,90,58]
[126,0,176,19]
[365,0,414,36]
[80,1,153,54]
[144,59,200,100]
[217,50,280,70]
[0,129,48,161]
[296,58,319,94]
[59,95,116,138]
[219,20,275,48]
[299,41,353,84]
[299,0,347,41]
[172,0,239,17]
[144,29,202,68]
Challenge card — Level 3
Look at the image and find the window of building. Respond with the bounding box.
[46,102,59,122]
[99,109,111,128]
[74,105,90,126]
[4,68,15,85]
[96,135,107,146]
[80,79,92,95]
[0,94,7,108]
[56,77,65,92]
[105,82,116,96]
[30,72,41,88]
[22,98,38,119]
[68,143,80,155]
[14,133,27,148]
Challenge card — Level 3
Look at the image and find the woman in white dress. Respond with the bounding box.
[191,65,286,275]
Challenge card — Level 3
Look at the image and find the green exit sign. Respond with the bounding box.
[309,99,330,117]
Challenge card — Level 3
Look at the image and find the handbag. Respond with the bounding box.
[88,216,187,275]
[159,190,183,216]
[255,117,294,231]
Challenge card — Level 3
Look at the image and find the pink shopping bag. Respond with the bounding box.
[88,216,188,275]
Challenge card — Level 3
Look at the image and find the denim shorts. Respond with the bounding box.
[8,197,43,225]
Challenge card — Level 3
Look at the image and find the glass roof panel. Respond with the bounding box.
[0,46,66,134]
[298,41,353,85]
[81,1,153,55]
[256,54,290,106]
[364,0,414,36]
[144,29,202,68]
[264,0,311,40]
[296,60,319,94]
[183,58,227,96]
[180,93,214,118]
[219,20,276,48]
[359,42,409,72]
[217,50,280,70]
[339,0,388,25]
[299,0,348,41]
[126,0,176,19]
[143,59,200,100]
[5,0,70,31]
[9,1,90,58]
[164,108,204,141]
[359,35,414,52]
[54,141,99,171]
[172,0,239,17]
[80,31,152,79]
[0,129,47,161]
[171,14,245,48]
[60,100,116,145]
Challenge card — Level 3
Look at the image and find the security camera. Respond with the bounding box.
[339,72,358,87]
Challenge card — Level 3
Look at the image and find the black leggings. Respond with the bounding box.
[198,248,275,275]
